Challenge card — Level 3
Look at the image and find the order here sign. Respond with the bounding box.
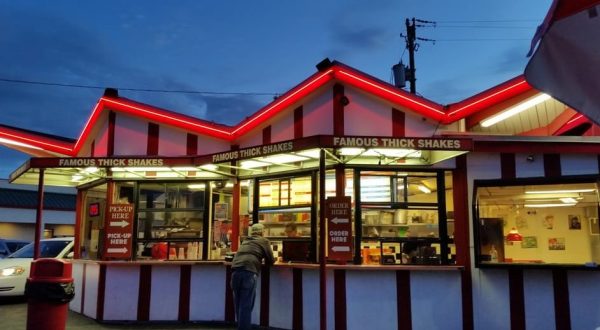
[326,196,353,261]
[104,204,134,259]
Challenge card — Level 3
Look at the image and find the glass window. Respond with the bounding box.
[474,180,600,266]
[358,170,451,265]
[139,182,206,209]
[406,173,438,203]
[360,175,392,202]
[290,177,311,205]
[136,182,207,261]
[256,174,314,263]
[259,176,312,207]
[258,208,312,238]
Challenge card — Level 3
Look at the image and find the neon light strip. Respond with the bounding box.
[232,70,334,135]
[0,137,42,150]
[447,78,528,117]
[566,114,584,125]
[335,70,445,116]
[103,98,232,137]
[0,131,72,153]
[73,100,104,154]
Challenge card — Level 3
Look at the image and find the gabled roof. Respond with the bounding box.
[0,124,75,156]
[0,60,568,157]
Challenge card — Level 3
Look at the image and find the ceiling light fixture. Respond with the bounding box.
[261,154,308,164]
[83,167,99,173]
[559,197,578,204]
[200,164,218,171]
[524,203,577,208]
[480,93,551,127]
[338,148,365,156]
[526,188,595,194]
[240,160,269,169]
[418,184,431,194]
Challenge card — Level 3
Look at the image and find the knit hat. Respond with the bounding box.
[250,223,264,236]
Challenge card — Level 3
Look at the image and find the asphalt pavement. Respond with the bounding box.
[0,297,237,330]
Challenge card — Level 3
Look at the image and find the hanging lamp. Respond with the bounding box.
[506,227,523,242]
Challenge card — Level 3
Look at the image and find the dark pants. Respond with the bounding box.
[231,269,258,330]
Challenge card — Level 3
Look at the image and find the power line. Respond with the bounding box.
[435,24,536,29]
[435,19,539,23]
[0,77,280,96]
[435,38,530,42]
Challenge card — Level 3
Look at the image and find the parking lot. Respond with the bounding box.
[0,297,236,330]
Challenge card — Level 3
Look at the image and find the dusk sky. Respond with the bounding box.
[0,0,551,179]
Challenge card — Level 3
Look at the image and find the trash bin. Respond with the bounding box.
[25,258,75,330]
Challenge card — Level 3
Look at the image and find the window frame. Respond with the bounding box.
[354,168,452,265]
[472,175,600,269]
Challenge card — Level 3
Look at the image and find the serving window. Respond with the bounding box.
[136,181,208,260]
[254,172,316,262]
[474,177,600,267]
[355,170,454,265]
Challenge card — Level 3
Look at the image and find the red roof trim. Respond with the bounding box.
[72,100,105,156]
[445,76,533,123]
[0,125,73,155]
[102,98,232,137]
[0,62,545,156]
[553,114,590,136]
[231,69,335,138]
[334,68,446,121]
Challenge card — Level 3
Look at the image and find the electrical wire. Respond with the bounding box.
[435,25,535,29]
[435,19,538,23]
[435,38,529,42]
[0,77,280,96]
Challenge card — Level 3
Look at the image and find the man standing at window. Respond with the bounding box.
[230,223,275,330]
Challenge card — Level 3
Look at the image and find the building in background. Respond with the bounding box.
[0,179,76,240]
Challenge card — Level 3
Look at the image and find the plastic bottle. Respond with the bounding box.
[187,242,193,260]
[490,245,498,262]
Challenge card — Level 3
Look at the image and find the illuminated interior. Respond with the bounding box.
[475,181,600,265]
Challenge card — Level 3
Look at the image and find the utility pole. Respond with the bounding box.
[394,18,435,94]
[405,18,417,94]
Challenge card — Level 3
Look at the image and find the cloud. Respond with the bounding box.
[334,26,391,50]
[326,1,396,57]
[203,95,268,125]
[420,78,477,104]
[491,44,530,76]
[0,5,253,138]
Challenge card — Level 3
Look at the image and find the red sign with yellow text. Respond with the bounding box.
[326,197,353,261]
[104,204,134,259]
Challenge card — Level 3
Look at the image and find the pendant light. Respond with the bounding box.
[506,227,523,242]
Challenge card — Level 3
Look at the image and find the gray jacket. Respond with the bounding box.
[231,236,275,274]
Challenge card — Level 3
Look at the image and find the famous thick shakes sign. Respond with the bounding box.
[326,196,352,261]
[104,204,134,259]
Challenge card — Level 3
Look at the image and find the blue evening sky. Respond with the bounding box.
[0,0,551,179]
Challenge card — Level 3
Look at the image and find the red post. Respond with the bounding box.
[73,189,84,259]
[319,149,327,330]
[231,180,240,251]
[33,169,45,260]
